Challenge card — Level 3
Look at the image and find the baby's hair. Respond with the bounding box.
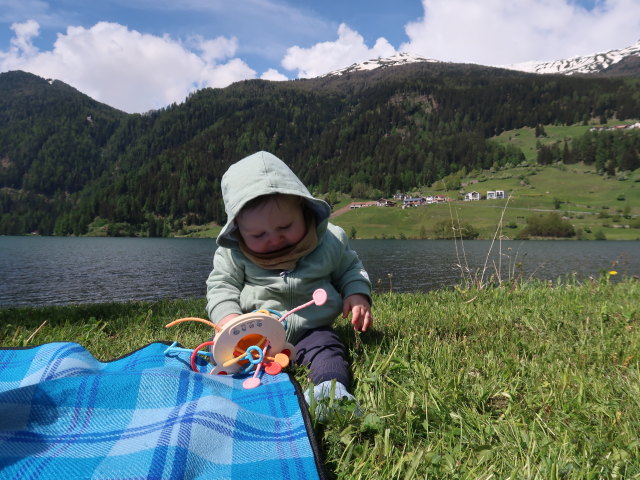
[237,194,304,220]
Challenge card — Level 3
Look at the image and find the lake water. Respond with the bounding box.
[1,236,638,307]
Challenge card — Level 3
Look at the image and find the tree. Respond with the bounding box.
[537,145,553,165]
[605,159,617,177]
[619,147,639,172]
[323,192,339,210]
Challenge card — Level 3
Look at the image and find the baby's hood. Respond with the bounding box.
[217,151,331,248]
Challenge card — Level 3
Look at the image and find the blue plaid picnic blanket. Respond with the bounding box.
[0,342,326,480]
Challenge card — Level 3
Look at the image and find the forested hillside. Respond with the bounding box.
[1,63,639,236]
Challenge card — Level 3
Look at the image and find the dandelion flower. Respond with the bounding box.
[609,270,618,276]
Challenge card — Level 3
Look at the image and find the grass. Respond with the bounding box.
[176,221,222,238]
[331,163,640,240]
[330,277,640,478]
[491,121,639,162]
[2,276,639,478]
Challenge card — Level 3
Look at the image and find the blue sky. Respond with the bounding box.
[1,0,638,113]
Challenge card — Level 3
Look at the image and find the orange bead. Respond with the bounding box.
[274,352,290,368]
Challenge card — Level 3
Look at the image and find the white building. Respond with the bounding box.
[487,190,505,200]
[464,191,481,201]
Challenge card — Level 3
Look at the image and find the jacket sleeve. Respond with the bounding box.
[328,224,373,304]
[205,247,245,323]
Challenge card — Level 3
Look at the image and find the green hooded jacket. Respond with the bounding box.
[206,151,372,344]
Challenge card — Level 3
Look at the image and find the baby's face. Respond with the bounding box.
[236,196,306,254]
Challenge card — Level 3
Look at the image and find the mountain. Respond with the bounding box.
[320,52,441,77]
[1,52,639,236]
[319,41,640,79]
[503,40,640,76]
[0,71,125,195]
[593,54,640,76]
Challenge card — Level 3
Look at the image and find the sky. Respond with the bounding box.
[1,0,639,114]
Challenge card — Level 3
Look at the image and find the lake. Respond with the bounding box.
[1,236,638,307]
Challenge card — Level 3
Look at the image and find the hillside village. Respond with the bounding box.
[589,122,640,132]
[349,190,508,210]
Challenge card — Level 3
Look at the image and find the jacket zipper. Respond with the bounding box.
[280,269,295,319]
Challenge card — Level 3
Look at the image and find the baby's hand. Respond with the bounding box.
[342,294,373,332]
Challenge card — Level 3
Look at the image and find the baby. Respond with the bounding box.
[206,151,372,417]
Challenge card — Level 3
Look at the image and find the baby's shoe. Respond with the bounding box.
[304,380,362,422]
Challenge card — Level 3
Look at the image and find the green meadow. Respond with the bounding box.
[331,162,640,241]
[2,276,639,478]
[492,121,637,162]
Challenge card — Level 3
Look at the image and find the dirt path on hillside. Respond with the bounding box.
[330,204,353,218]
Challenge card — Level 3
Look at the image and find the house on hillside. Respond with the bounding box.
[349,202,377,209]
[464,191,481,201]
[402,197,427,207]
[487,190,506,200]
[377,198,396,207]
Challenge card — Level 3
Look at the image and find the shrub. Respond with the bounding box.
[433,220,479,239]
[518,212,575,238]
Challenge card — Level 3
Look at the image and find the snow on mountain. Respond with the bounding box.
[319,41,640,79]
[502,40,640,75]
[320,52,440,77]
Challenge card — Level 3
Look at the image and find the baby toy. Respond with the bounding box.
[164,288,328,389]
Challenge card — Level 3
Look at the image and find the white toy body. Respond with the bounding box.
[208,311,295,375]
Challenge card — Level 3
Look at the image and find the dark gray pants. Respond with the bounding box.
[294,326,350,388]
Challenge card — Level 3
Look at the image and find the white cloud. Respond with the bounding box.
[7,19,40,56]
[191,35,239,64]
[402,0,640,65]
[281,23,397,78]
[260,68,289,81]
[0,20,256,113]
[199,58,256,89]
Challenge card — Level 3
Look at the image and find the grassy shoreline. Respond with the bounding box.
[2,277,639,478]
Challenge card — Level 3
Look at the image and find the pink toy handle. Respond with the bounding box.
[243,341,270,389]
[279,288,327,323]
